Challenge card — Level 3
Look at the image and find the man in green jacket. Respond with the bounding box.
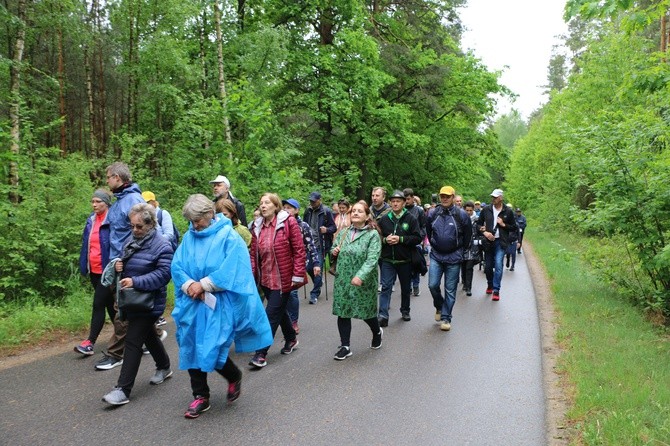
[377,190,422,326]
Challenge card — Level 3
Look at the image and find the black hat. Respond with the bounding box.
[389,190,405,200]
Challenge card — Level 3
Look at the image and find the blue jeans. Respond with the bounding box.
[378,261,412,320]
[307,252,323,300]
[288,290,299,322]
[428,259,460,322]
[484,239,506,292]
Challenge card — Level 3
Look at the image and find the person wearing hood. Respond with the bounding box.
[248,193,306,369]
[171,194,272,418]
[330,201,383,360]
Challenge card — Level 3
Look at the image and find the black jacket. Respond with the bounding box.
[378,209,421,262]
[476,204,517,251]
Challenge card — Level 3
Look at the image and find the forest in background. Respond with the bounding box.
[507,0,670,319]
[1,0,511,308]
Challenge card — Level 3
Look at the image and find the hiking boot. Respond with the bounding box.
[280,338,299,354]
[485,288,493,295]
[95,354,123,370]
[378,317,388,327]
[309,297,317,305]
[102,387,129,405]
[492,291,500,301]
[371,328,383,349]
[249,352,267,368]
[401,312,411,321]
[156,316,167,326]
[149,368,173,385]
[74,340,95,356]
[440,321,451,331]
[412,286,420,296]
[184,396,210,419]
[466,290,472,296]
[510,267,515,271]
[333,346,352,360]
[227,379,241,403]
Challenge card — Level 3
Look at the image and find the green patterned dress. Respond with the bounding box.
[331,225,381,319]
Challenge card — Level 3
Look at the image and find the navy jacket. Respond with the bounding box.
[426,205,472,264]
[302,204,337,253]
[79,212,111,275]
[120,229,174,319]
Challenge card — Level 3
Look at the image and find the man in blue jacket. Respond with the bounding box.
[426,186,472,332]
[302,192,336,304]
[95,162,168,371]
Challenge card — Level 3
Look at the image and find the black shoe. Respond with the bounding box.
[510,267,515,271]
[401,312,411,321]
[378,317,388,327]
[466,290,472,296]
[371,328,383,349]
[334,346,352,360]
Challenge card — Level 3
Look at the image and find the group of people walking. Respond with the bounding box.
[76,161,527,418]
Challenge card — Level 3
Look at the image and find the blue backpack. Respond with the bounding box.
[157,209,180,251]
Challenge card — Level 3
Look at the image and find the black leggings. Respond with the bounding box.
[188,357,242,398]
[88,274,116,344]
[337,316,381,347]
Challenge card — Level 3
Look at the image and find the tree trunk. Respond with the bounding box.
[9,0,27,204]
[661,13,667,55]
[237,0,245,31]
[94,0,107,152]
[127,0,135,133]
[214,0,233,153]
[84,42,97,156]
[199,9,208,92]
[57,24,67,155]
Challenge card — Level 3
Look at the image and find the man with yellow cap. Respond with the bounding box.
[426,186,472,331]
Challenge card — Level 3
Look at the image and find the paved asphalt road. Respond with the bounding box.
[0,252,545,445]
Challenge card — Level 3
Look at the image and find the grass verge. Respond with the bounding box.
[529,228,670,445]
[0,279,175,357]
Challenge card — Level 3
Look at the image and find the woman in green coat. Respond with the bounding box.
[330,200,383,360]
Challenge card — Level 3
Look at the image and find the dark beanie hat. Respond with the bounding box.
[93,189,112,207]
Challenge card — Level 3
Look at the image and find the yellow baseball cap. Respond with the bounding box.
[439,186,455,196]
[142,191,156,201]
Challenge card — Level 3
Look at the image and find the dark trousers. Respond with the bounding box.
[257,287,296,354]
[188,357,242,398]
[378,260,413,320]
[88,274,116,344]
[107,298,164,360]
[461,259,477,292]
[337,317,381,347]
[117,316,170,396]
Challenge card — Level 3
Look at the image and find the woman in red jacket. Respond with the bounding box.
[249,193,306,369]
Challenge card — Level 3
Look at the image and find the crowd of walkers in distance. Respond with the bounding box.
[76,162,527,418]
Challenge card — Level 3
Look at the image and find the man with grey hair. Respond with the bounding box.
[210,175,247,226]
[95,162,167,371]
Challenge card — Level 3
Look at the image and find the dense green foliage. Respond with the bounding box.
[1,1,508,308]
[507,8,670,316]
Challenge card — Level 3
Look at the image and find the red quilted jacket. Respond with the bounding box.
[250,210,306,293]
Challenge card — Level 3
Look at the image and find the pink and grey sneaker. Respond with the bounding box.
[184,396,210,419]
[74,340,95,356]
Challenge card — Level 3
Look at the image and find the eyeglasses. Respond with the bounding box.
[130,224,145,229]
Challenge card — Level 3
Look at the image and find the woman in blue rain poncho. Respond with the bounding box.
[171,194,272,419]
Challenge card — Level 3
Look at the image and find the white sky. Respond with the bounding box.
[458,0,569,119]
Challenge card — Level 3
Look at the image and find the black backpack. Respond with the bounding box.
[157,209,180,251]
